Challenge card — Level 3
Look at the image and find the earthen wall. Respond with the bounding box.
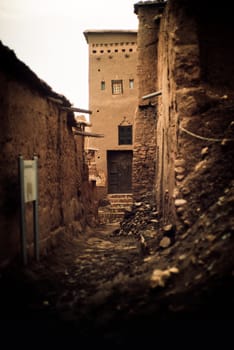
[85,31,138,194]
[0,43,98,268]
[132,3,165,200]
[156,0,234,230]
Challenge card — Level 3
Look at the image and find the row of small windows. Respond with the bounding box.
[101,80,134,94]
[92,48,134,54]
[92,42,136,47]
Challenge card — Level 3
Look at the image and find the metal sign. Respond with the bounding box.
[19,155,39,265]
[23,160,37,202]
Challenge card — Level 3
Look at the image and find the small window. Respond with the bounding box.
[118,125,132,145]
[129,79,134,89]
[101,81,105,90]
[112,80,123,95]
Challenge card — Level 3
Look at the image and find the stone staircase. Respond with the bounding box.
[98,193,133,224]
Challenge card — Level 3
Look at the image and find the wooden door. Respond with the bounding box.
[107,151,132,193]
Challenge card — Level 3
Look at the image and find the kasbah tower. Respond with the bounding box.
[84,29,138,213]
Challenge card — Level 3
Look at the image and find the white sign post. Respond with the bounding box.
[19,155,39,265]
[23,160,37,203]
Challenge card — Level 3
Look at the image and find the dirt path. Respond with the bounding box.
[0,223,155,345]
[0,222,233,346]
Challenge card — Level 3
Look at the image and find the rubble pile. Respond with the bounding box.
[113,193,159,238]
[112,192,178,253]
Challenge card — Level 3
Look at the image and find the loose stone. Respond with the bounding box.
[175,198,187,206]
[159,236,171,248]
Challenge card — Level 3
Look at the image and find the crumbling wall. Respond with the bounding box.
[156,0,200,224]
[0,42,98,268]
[156,0,234,231]
[132,1,165,201]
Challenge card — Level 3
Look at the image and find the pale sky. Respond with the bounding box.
[0,0,138,109]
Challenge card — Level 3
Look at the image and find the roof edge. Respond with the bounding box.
[134,0,167,14]
[83,29,137,43]
[0,40,71,106]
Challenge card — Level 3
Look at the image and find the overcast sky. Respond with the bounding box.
[0,0,138,109]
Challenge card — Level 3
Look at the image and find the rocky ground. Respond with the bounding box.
[0,186,233,347]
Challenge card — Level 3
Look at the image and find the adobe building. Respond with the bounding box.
[83,30,138,216]
[133,0,234,233]
[0,41,98,268]
[132,0,166,202]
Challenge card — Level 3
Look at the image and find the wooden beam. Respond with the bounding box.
[142,90,162,100]
[47,96,64,104]
[74,130,104,138]
[61,106,92,114]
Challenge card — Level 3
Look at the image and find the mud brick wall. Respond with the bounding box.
[132,2,165,201]
[0,43,98,268]
[156,0,234,230]
[133,105,157,200]
[156,0,200,224]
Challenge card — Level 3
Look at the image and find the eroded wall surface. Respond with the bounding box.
[156,0,234,230]
[132,2,165,200]
[0,43,98,267]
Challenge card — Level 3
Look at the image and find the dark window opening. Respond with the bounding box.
[101,81,105,90]
[118,125,132,145]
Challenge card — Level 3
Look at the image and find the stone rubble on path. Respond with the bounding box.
[113,193,159,238]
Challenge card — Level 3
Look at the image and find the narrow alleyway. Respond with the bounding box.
[1,2,234,347]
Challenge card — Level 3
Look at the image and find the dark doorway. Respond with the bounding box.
[107,151,132,193]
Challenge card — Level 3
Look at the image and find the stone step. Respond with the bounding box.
[98,207,128,215]
[109,199,132,202]
[107,202,132,208]
[107,206,132,212]
[98,210,126,224]
[98,194,133,224]
[107,193,133,199]
[108,199,133,204]
[98,206,130,224]
[107,194,133,206]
